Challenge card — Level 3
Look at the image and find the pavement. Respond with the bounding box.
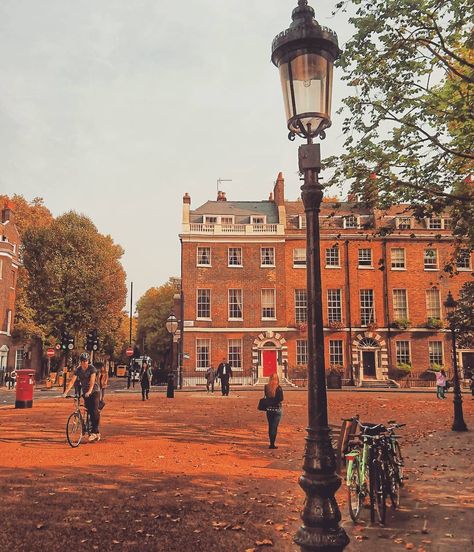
[0,389,472,551]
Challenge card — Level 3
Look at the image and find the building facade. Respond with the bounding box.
[179,174,473,386]
[0,202,20,381]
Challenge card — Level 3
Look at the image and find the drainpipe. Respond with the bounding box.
[382,240,393,370]
[344,240,355,385]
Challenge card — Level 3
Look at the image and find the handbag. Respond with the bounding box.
[258,397,269,411]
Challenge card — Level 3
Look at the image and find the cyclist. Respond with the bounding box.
[63,352,101,442]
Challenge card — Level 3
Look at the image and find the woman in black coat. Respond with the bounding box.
[264,373,284,449]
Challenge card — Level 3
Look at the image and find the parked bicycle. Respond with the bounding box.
[65,395,91,448]
[345,416,405,525]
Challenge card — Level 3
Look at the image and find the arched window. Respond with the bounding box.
[358,338,379,348]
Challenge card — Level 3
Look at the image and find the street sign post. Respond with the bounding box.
[126,347,134,357]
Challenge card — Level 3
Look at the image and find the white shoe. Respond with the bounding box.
[89,433,97,442]
[95,433,101,442]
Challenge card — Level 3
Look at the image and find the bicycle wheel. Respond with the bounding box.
[386,456,400,508]
[393,441,404,483]
[66,412,83,447]
[348,457,363,522]
[371,461,387,524]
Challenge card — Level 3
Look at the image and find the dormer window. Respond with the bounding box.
[343,215,359,229]
[427,217,442,229]
[221,216,234,224]
[204,216,218,224]
[251,215,266,225]
[396,217,412,230]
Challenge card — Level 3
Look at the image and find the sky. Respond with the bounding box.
[0,0,355,307]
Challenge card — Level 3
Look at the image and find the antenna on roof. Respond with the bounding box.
[217,178,232,195]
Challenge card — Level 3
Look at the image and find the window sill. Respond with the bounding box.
[424,268,439,271]
[228,318,243,322]
[391,267,406,271]
[456,267,472,271]
[262,318,277,321]
[197,264,211,268]
[358,265,374,269]
[325,265,341,269]
[196,318,212,321]
[293,265,306,269]
[228,265,243,268]
[260,265,275,268]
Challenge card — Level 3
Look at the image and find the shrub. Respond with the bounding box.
[426,317,444,329]
[429,362,443,372]
[396,363,412,374]
[391,318,411,330]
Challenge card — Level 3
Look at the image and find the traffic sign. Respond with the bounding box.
[47,348,55,358]
[126,347,134,357]
[55,344,61,350]
[67,343,74,350]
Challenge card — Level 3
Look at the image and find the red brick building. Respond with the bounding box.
[0,202,20,380]
[179,174,473,386]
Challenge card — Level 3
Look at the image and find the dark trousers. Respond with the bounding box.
[84,391,100,434]
[206,379,215,392]
[221,377,230,395]
[141,383,150,400]
[436,385,445,399]
[266,409,282,446]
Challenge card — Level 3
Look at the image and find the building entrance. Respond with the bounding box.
[263,350,277,377]
[362,351,376,378]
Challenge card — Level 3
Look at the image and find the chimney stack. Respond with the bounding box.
[182,193,191,225]
[2,201,13,223]
[273,172,285,206]
[217,191,227,201]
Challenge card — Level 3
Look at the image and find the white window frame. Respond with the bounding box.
[391,248,406,270]
[392,289,408,319]
[261,288,276,320]
[424,248,438,270]
[228,289,243,320]
[251,215,266,225]
[196,289,211,320]
[260,247,275,267]
[329,340,344,366]
[360,289,375,326]
[396,217,412,230]
[228,247,243,267]
[15,348,25,370]
[197,247,211,267]
[396,341,411,365]
[221,216,234,225]
[295,289,307,323]
[456,249,472,270]
[327,289,342,323]
[426,289,441,319]
[196,339,211,371]
[427,217,443,229]
[299,215,307,229]
[325,245,340,268]
[429,341,443,366]
[296,340,308,364]
[228,339,243,371]
[358,248,373,268]
[343,215,359,229]
[204,216,218,224]
[293,248,306,268]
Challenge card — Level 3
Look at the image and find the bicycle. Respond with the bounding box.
[345,418,389,524]
[65,395,91,447]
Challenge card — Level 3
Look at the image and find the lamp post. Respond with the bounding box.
[444,292,468,432]
[165,313,179,387]
[271,2,348,551]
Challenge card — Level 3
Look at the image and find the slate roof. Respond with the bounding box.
[191,201,279,223]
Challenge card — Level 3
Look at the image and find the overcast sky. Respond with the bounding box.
[0,1,354,307]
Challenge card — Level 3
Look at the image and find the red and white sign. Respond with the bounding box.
[47,348,55,358]
[126,347,134,357]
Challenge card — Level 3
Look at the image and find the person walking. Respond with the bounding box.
[205,366,216,393]
[217,358,232,396]
[435,369,447,399]
[96,361,108,405]
[63,352,102,442]
[263,373,284,449]
[140,360,152,401]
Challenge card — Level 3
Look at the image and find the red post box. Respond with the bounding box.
[15,369,35,409]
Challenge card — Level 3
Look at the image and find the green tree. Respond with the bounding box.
[22,211,127,347]
[327,0,474,243]
[136,280,178,363]
[448,282,474,349]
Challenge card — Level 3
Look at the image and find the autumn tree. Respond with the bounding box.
[327,0,474,244]
[0,195,54,341]
[22,211,127,348]
[448,282,474,350]
[136,280,178,363]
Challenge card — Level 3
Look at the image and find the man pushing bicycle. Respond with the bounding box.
[63,352,101,442]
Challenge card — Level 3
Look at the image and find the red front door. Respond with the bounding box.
[263,350,277,377]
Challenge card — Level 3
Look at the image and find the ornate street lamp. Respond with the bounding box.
[165,313,179,386]
[272,2,349,551]
[444,292,468,432]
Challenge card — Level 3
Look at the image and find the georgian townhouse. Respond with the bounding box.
[0,202,20,379]
[179,174,473,386]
